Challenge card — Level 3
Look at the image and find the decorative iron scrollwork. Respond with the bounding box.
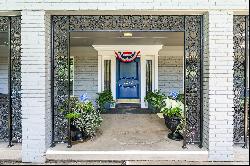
[52,16,70,142]
[10,17,22,143]
[0,16,22,143]
[0,94,8,141]
[69,15,185,32]
[233,15,249,144]
[184,16,202,144]
[52,15,202,145]
[0,17,8,32]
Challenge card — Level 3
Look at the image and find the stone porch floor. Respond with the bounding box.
[51,114,204,151]
[0,114,248,162]
[47,114,208,161]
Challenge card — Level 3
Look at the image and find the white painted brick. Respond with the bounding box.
[0,0,247,163]
[0,0,249,10]
[158,49,183,95]
[21,10,51,163]
[203,11,235,162]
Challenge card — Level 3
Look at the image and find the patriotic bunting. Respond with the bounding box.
[115,51,140,63]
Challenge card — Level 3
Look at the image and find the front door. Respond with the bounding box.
[117,58,140,99]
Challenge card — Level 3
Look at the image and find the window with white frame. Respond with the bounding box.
[146,60,153,93]
[104,59,111,91]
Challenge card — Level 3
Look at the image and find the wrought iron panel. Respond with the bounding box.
[0,16,22,143]
[52,16,70,142]
[184,16,202,143]
[0,94,8,141]
[52,15,202,144]
[10,17,22,142]
[0,17,9,32]
[233,15,249,144]
[69,15,184,32]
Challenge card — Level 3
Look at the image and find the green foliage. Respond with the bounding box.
[161,107,182,118]
[96,90,114,112]
[65,112,80,120]
[59,97,80,120]
[144,90,166,111]
[176,117,186,133]
[160,97,185,133]
[59,97,103,137]
[176,93,184,103]
[73,101,103,137]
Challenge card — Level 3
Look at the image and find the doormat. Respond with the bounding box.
[102,108,159,114]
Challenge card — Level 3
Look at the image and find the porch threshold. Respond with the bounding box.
[0,143,22,161]
[46,150,208,161]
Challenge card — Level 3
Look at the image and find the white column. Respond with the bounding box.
[203,11,234,161]
[140,53,146,108]
[98,54,102,93]
[21,10,51,163]
[99,53,116,99]
[154,53,159,90]
[140,46,162,108]
[111,56,116,99]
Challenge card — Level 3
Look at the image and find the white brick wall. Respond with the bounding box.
[21,10,51,163]
[0,0,249,11]
[203,12,210,151]
[44,12,52,152]
[71,47,98,104]
[158,54,183,95]
[0,0,248,163]
[203,11,234,161]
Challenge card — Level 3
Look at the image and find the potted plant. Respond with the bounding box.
[160,91,185,141]
[59,96,81,141]
[73,99,103,139]
[59,94,103,141]
[144,90,166,112]
[96,90,115,112]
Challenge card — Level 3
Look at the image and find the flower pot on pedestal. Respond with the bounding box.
[163,114,183,141]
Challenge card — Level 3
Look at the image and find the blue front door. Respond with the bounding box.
[117,58,140,99]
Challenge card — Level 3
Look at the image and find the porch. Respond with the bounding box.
[46,114,249,162]
[47,114,208,161]
[52,16,202,148]
[0,13,249,163]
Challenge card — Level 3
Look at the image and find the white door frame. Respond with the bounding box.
[93,45,162,108]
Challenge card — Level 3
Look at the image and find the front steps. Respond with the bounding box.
[103,103,154,114]
[46,150,209,161]
[102,103,158,114]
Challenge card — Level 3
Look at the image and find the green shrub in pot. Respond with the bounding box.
[73,100,103,137]
[59,95,103,140]
[96,90,115,112]
[160,91,186,141]
[144,90,166,112]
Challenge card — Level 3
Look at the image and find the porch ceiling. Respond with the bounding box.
[70,32,184,47]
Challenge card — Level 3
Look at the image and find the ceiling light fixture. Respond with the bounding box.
[70,37,89,39]
[115,37,144,39]
[123,32,133,37]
